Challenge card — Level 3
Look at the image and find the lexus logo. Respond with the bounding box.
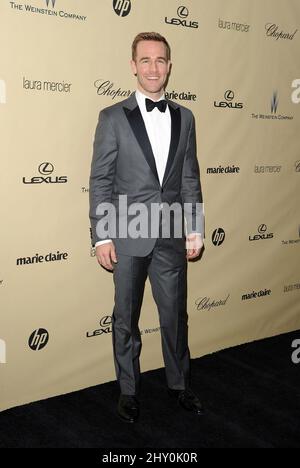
[177,6,189,18]
[45,0,56,7]
[99,316,112,328]
[113,0,131,17]
[258,224,267,234]
[224,90,234,101]
[38,162,54,175]
[29,329,49,351]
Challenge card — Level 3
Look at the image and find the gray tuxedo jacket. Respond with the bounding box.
[89,93,204,256]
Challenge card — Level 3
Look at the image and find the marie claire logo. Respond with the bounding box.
[242,288,271,301]
[165,90,197,102]
[195,294,230,311]
[23,162,67,184]
[0,79,6,104]
[165,5,198,29]
[214,90,243,109]
[113,0,131,17]
[212,228,225,246]
[291,79,300,104]
[28,329,49,351]
[207,164,240,175]
[0,339,6,364]
[94,79,133,100]
[249,224,274,241]
[9,0,87,21]
[265,23,298,41]
[86,316,112,338]
[16,250,68,266]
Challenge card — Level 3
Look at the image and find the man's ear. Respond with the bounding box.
[130,60,137,76]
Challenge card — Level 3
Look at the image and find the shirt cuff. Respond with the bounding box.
[95,239,113,247]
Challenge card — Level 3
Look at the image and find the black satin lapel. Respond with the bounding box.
[162,105,181,187]
[123,106,160,184]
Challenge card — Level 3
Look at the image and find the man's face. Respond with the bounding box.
[131,40,171,99]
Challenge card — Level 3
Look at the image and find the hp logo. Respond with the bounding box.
[113,0,131,17]
[212,228,225,246]
[29,329,49,351]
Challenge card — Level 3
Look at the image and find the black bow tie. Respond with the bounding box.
[145,98,168,113]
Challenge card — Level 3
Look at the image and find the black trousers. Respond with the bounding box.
[112,236,190,395]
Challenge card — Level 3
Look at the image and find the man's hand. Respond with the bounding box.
[186,233,203,260]
[96,242,117,271]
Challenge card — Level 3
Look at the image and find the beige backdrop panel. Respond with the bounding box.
[0,0,299,412]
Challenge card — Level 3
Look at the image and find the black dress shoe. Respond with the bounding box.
[168,388,204,415]
[117,394,139,423]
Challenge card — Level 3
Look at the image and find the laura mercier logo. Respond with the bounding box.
[113,0,131,17]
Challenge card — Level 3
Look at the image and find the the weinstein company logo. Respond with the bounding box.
[295,161,300,172]
[271,91,278,114]
[265,23,297,41]
[23,162,67,184]
[0,80,6,104]
[0,339,6,364]
[87,316,112,338]
[9,0,87,22]
[165,6,198,29]
[291,79,300,104]
[113,0,131,17]
[28,329,49,351]
[251,92,293,121]
[214,90,243,109]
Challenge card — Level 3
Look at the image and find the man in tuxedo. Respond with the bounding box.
[89,32,204,423]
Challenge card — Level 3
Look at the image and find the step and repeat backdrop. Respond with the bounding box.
[1,0,300,412]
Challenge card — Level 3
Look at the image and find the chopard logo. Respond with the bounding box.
[265,23,298,40]
[94,79,133,100]
[195,295,230,311]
